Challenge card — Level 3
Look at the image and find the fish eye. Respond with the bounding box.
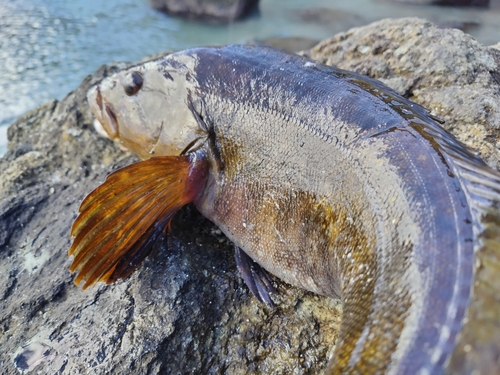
[124,71,143,96]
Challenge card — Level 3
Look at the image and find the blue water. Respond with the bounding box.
[1,0,499,156]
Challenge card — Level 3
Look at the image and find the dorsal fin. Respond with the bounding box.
[421,120,500,229]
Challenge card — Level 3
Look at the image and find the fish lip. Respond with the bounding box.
[103,102,119,138]
[93,118,110,138]
[87,85,119,139]
[95,86,103,112]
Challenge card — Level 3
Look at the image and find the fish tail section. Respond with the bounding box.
[68,154,208,289]
[405,120,500,373]
[444,154,500,373]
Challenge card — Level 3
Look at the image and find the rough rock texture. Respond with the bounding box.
[150,0,259,23]
[1,18,500,374]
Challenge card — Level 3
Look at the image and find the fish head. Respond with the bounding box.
[87,52,208,160]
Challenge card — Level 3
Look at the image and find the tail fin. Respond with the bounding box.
[411,118,500,373]
[445,150,500,373]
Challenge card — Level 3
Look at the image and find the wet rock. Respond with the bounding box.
[1,17,500,375]
[150,0,259,23]
[396,0,489,6]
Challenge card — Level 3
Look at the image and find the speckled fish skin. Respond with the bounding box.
[86,45,500,374]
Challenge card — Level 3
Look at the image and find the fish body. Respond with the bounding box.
[71,45,500,374]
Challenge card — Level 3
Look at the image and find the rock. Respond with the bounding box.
[396,0,489,6]
[292,7,366,35]
[150,0,259,23]
[1,17,500,375]
[437,19,480,33]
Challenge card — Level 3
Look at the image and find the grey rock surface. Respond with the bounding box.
[1,17,500,374]
[150,0,259,23]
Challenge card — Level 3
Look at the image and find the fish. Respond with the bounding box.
[69,44,500,374]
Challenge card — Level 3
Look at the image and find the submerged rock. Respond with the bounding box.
[256,36,321,53]
[292,7,367,35]
[396,0,489,6]
[150,0,259,23]
[1,18,500,374]
[437,19,480,33]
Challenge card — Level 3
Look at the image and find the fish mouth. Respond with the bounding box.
[87,85,119,140]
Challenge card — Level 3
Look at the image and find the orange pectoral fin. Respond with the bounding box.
[68,154,208,289]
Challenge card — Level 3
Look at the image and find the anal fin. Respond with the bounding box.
[235,246,276,308]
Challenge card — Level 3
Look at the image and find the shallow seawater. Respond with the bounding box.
[0,0,499,156]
